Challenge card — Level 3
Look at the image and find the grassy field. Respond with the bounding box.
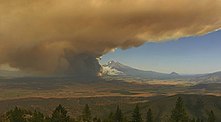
[0,77,219,100]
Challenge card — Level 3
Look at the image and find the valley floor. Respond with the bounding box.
[0,77,221,121]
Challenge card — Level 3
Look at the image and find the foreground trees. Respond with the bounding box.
[30,110,44,122]
[6,107,28,122]
[114,105,123,122]
[2,97,216,122]
[170,97,189,122]
[207,110,215,122]
[146,109,153,122]
[51,104,70,122]
[82,104,92,122]
[131,105,142,122]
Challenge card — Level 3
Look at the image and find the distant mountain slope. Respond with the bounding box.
[193,71,221,83]
[103,61,181,79]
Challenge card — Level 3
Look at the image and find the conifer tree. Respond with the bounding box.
[6,106,27,122]
[108,112,115,122]
[196,117,200,122]
[82,104,92,122]
[170,97,189,122]
[92,117,102,122]
[146,109,153,122]
[30,110,45,122]
[207,110,215,122]
[131,104,142,122]
[51,104,70,122]
[114,105,123,122]
[190,118,196,122]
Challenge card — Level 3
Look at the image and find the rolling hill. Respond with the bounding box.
[194,71,221,83]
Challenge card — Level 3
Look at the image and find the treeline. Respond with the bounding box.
[0,97,216,122]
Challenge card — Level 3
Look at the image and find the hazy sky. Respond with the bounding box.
[101,30,221,74]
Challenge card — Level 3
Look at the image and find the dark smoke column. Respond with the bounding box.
[63,53,102,79]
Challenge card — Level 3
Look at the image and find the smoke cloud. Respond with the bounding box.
[0,0,220,77]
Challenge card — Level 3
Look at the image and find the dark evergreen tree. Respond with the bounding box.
[190,118,196,122]
[44,116,51,122]
[30,110,45,122]
[51,104,70,122]
[146,109,153,122]
[82,104,92,122]
[97,118,101,122]
[114,105,123,122]
[123,116,128,122]
[170,97,189,122]
[6,106,27,122]
[196,117,201,122]
[195,117,204,122]
[207,110,215,122]
[92,117,102,122]
[131,104,142,122]
[107,112,115,122]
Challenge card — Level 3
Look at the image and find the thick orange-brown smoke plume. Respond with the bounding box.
[0,0,220,77]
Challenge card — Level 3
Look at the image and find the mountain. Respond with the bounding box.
[102,61,181,79]
[193,71,221,83]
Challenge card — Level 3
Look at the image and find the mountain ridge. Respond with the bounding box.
[102,61,181,80]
